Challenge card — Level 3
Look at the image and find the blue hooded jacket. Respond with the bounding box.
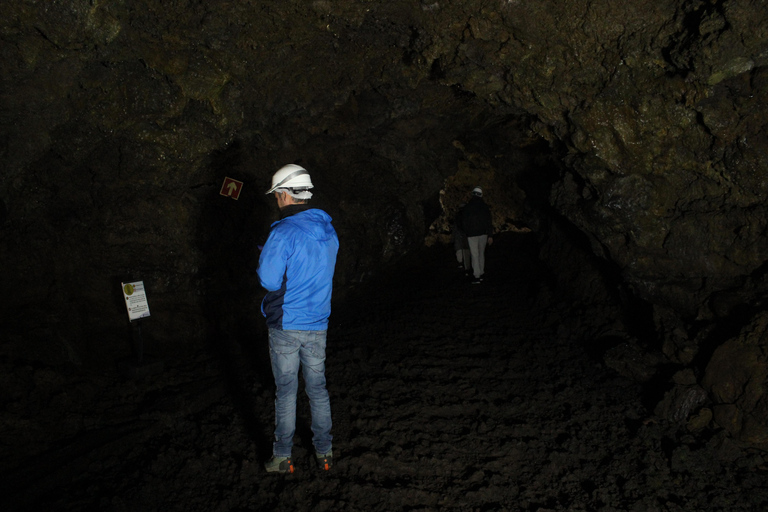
[258,208,339,330]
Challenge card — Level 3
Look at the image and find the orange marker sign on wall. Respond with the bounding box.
[220,177,243,200]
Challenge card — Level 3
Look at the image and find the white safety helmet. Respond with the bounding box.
[266,164,314,194]
[472,186,483,197]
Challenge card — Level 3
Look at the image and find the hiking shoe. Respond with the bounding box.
[471,278,481,284]
[316,451,333,471]
[265,456,294,474]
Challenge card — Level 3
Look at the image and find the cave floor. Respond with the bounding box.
[4,234,768,511]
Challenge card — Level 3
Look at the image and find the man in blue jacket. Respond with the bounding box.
[257,164,339,474]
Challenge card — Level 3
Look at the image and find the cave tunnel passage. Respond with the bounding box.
[5,231,768,512]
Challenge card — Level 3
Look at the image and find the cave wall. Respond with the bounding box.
[526,1,768,342]
[3,0,768,439]
[2,0,534,364]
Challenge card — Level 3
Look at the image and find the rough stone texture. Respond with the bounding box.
[3,0,768,450]
[533,1,768,320]
[704,311,768,448]
[4,236,768,512]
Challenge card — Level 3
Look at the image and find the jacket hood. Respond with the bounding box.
[277,208,335,242]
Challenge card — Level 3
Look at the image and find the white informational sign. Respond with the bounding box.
[122,281,151,321]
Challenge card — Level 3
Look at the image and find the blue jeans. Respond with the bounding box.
[268,328,332,457]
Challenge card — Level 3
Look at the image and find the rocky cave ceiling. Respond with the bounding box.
[3,1,768,444]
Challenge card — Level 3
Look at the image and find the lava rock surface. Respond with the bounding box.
[3,234,766,511]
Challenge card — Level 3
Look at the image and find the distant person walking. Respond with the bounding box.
[257,164,339,474]
[453,204,470,274]
[461,186,493,284]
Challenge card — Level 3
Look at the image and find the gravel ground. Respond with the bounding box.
[4,233,768,511]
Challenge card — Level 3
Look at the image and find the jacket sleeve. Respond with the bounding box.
[257,224,291,291]
[454,209,464,233]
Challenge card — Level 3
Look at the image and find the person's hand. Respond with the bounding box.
[487,236,493,246]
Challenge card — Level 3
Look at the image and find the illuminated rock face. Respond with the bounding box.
[2,2,768,441]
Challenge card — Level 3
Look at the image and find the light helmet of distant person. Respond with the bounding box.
[472,186,483,197]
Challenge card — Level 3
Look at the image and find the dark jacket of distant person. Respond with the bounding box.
[461,196,493,237]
